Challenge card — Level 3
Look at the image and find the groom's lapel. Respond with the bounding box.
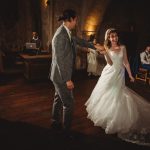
[62,26,71,42]
[61,25,76,55]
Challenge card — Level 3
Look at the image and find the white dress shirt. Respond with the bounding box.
[140,50,150,64]
[63,23,71,41]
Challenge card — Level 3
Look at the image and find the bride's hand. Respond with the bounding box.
[99,50,107,55]
[94,44,105,51]
[94,44,107,54]
[129,76,135,82]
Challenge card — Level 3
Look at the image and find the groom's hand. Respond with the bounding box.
[66,80,74,90]
[94,44,105,51]
[94,44,107,55]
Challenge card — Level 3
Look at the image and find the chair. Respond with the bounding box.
[133,53,150,84]
[147,71,150,85]
[135,67,148,83]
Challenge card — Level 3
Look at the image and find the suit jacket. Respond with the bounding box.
[50,25,95,84]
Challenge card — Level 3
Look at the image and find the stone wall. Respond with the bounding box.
[40,0,110,49]
[0,0,41,53]
[40,0,84,50]
[1,0,150,53]
[1,0,150,69]
[97,0,150,52]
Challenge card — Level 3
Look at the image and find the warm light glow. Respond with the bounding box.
[43,0,48,8]
[84,14,99,36]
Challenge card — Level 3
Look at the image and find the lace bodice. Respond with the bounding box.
[107,45,125,69]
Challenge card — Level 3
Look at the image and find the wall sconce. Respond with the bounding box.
[81,31,96,40]
[43,0,49,7]
[83,31,96,36]
[46,0,50,5]
[83,15,98,38]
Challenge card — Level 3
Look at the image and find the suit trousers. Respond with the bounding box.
[51,82,74,130]
[141,64,150,71]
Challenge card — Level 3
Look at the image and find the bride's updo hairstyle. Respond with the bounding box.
[58,9,77,22]
[104,28,121,49]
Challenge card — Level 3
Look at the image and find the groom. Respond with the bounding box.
[49,9,96,135]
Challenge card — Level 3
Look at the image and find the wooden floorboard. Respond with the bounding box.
[0,71,150,150]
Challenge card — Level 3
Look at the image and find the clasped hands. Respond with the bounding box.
[94,44,107,55]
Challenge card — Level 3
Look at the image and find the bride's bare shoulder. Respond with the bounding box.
[120,45,127,52]
[120,45,126,49]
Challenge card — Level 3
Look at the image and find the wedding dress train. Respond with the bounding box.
[85,45,150,146]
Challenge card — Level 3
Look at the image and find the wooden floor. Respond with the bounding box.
[0,70,150,150]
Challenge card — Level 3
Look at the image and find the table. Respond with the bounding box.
[20,54,51,80]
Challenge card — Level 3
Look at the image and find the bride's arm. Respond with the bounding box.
[123,46,134,82]
[95,45,113,66]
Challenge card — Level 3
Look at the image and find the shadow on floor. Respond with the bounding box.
[0,119,149,150]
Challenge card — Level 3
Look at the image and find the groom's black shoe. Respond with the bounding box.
[62,129,82,140]
[51,122,62,131]
[62,129,74,140]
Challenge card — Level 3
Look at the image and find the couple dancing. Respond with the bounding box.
[49,9,150,145]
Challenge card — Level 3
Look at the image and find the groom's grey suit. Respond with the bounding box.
[50,24,95,130]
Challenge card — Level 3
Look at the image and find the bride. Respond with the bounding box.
[85,28,150,146]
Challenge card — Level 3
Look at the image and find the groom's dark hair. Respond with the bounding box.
[58,9,77,22]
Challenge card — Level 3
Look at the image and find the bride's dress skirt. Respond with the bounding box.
[85,63,150,146]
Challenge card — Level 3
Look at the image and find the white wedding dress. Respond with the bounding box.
[85,45,150,146]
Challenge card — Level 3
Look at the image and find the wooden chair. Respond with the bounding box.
[135,67,148,83]
[147,71,150,85]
